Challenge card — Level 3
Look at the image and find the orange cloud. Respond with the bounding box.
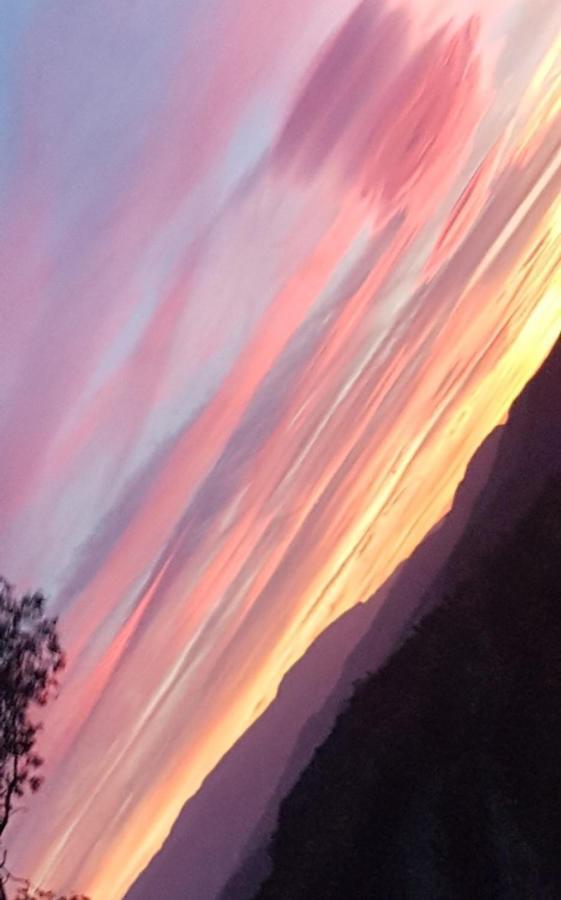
[23,150,561,900]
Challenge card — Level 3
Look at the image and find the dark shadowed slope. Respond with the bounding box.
[440,331,561,577]
[126,411,502,900]
[256,338,561,900]
[220,425,502,900]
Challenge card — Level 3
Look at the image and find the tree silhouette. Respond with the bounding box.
[0,578,90,900]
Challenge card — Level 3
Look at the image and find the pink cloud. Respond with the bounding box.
[355,17,484,216]
[423,134,506,280]
[274,8,486,226]
[273,1,409,174]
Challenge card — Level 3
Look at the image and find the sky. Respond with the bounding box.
[0,1,560,897]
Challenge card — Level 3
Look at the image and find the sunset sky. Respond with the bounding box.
[1,1,560,898]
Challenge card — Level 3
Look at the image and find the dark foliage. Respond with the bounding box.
[11,885,89,900]
[256,477,561,899]
[0,580,65,840]
[0,579,89,900]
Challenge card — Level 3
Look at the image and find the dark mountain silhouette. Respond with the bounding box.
[255,336,561,899]
[435,332,561,576]
[219,426,502,900]
[126,391,503,900]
